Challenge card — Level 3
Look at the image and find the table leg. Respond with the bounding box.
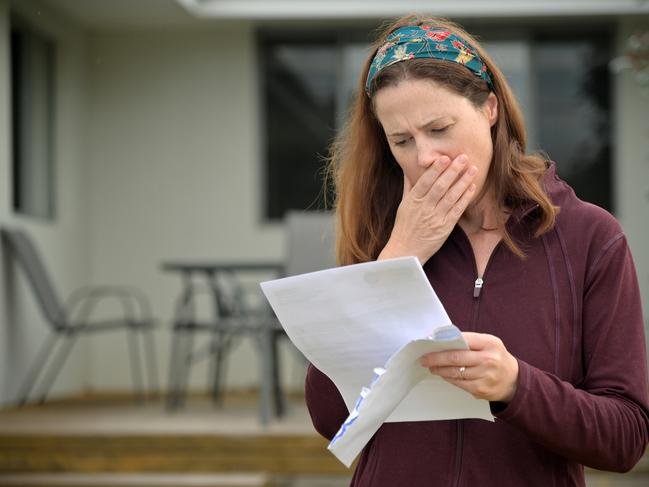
[166,275,195,410]
[256,325,274,425]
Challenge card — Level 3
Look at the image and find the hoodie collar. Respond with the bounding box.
[509,161,559,225]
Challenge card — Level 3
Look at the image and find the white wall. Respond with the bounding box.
[0,0,11,405]
[0,0,90,407]
[2,2,647,405]
[0,4,300,405]
[615,17,649,338]
[85,25,288,392]
[84,14,649,393]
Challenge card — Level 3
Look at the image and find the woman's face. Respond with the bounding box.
[373,78,498,200]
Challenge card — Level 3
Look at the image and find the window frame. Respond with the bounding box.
[257,21,615,222]
[10,14,57,221]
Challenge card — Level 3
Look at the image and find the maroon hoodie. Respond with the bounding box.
[305,165,649,486]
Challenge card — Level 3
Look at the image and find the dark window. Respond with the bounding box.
[259,26,613,220]
[11,16,56,220]
[532,35,612,211]
[259,31,371,221]
[261,41,338,220]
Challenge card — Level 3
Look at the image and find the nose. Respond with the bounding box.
[416,138,442,168]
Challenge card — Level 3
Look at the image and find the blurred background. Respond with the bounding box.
[0,1,647,486]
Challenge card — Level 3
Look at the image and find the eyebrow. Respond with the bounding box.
[386,117,449,137]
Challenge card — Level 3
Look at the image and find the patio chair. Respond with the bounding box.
[0,227,158,406]
[212,211,336,414]
[211,211,335,414]
[165,262,285,424]
[165,211,335,422]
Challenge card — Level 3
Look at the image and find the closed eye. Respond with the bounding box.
[431,125,450,133]
[393,137,412,147]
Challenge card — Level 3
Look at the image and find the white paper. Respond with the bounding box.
[260,256,493,465]
[328,326,490,467]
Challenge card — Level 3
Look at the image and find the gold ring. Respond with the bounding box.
[458,366,466,379]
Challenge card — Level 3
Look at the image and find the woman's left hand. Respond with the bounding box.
[419,332,519,403]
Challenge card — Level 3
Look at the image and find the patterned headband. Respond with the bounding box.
[365,25,494,96]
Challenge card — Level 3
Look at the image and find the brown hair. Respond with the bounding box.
[327,15,558,265]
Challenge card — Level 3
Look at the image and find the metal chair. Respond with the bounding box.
[0,227,158,406]
[165,211,335,423]
[163,211,335,424]
[213,271,287,420]
[165,263,285,424]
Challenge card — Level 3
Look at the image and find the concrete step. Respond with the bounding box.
[0,473,270,487]
[0,434,346,475]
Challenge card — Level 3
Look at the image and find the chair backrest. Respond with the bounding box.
[0,227,66,328]
[284,211,336,277]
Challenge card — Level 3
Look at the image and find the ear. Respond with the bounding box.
[484,92,498,127]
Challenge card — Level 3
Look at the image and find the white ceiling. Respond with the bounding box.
[37,0,649,28]
[179,0,649,19]
[39,0,197,29]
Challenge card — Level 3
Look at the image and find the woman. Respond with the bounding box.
[305,15,649,486]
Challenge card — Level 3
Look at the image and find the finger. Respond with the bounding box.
[410,156,451,199]
[435,165,478,215]
[424,154,469,205]
[462,332,500,351]
[448,183,476,220]
[402,173,412,200]
[419,349,480,368]
[428,365,474,381]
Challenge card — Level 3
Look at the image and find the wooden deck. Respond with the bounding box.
[0,393,647,486]
[0,393,351,486]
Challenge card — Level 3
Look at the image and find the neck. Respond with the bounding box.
[460,191,507,235]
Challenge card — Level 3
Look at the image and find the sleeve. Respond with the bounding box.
[493,235,649,472]
[305,363,350,441]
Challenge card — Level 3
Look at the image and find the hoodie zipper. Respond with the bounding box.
[473,277,484,298]
[471,238,503,301]
[452,230,504,487]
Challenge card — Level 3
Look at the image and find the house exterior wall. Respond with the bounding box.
[0,0,11,406]
[84,25,286,391]
[0,0,90,407]
[83,15,649,392]
[615,17,649,327]
[0,0,647,406]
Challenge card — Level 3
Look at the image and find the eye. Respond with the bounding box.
[393,137,412,147]
[430,125,450,134]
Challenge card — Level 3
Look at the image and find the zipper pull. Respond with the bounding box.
[473,277,483,298]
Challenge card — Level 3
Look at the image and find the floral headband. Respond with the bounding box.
[365,25,494,96]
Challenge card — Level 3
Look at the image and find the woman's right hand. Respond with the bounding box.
[378,154,477,264]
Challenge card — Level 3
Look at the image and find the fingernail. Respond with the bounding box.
[468,165,477,176]
[437,156,450,166]
[457,155,468,165]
